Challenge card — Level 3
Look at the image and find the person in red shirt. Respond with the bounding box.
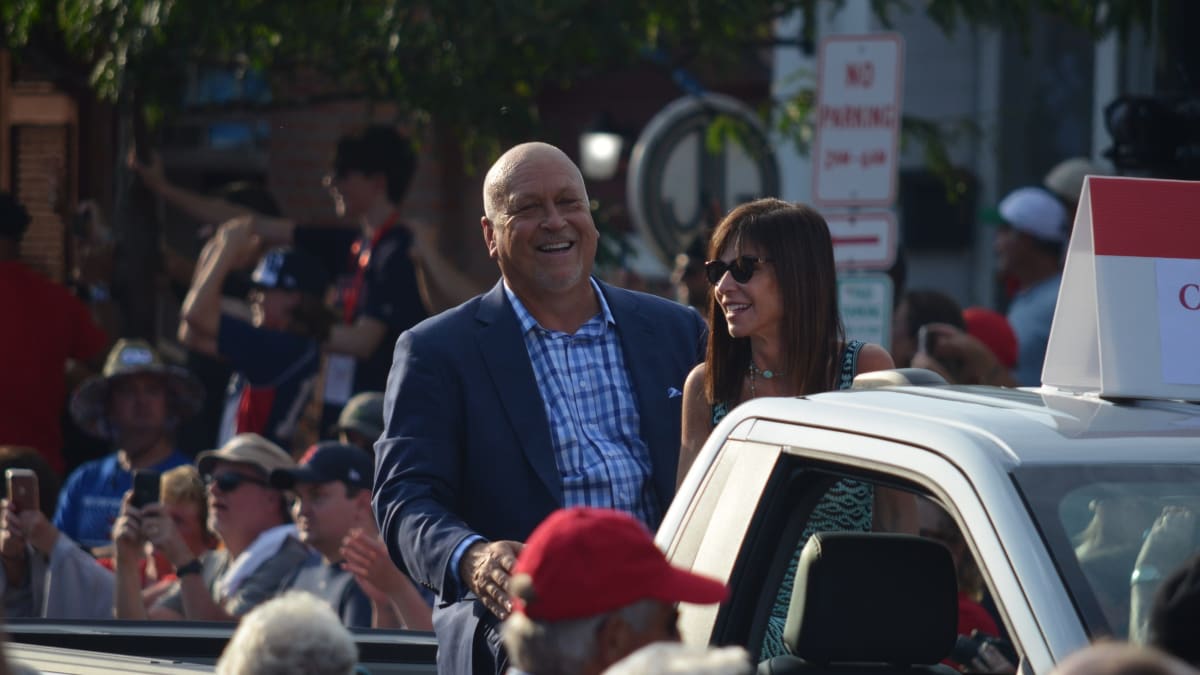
[0,192,108,474]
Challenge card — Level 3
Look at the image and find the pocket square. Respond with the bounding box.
[667,387,683,399]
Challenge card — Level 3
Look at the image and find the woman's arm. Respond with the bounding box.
[677,364,713,488]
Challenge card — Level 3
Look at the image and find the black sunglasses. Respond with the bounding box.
[204,471,269,493]
[704,256,773,285]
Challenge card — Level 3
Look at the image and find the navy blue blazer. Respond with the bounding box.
[373,279,706,671]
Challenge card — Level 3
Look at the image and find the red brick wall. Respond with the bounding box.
[14,125,69,282]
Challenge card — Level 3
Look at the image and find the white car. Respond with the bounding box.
[660,374,1200,674]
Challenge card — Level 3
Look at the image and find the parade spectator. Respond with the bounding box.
[0,191,108,475]
[670,236,710,316]
[132,126,478,427]
[0,464,215,620]
[0,485,114,620]
[117,433,309,621]
[1049,642,1196,675]
[373,141,707,674]
[889,289,966,370]
[993,186,1068,386]
[1147,552,1200,668]
[675,198,912,660]
[962,307,1019,374]
[55,339,199,550]
[339,526,435,631]
[1044,157,1106,219]
[179,217,333,452]
[1133,510,1200,653]
[916,498,1000,639]
[330,392,385,453]
[502,507,727,675]
[215,590,358,675]
[109,466,219,615]
[0,447,60,519]
[270,441,430,629]
[602,644,752,675]
[170,183,282,455]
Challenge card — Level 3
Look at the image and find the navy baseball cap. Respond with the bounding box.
[252,247,330,297]
[269,442,373,490]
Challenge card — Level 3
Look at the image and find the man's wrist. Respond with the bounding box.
[175,557,204,578]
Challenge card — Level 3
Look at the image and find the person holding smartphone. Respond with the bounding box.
[0,469,116,619]
[55,340,200,551]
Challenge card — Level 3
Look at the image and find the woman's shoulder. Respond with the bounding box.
[854,342,895,374]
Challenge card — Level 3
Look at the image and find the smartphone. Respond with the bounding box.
[5,469,39,514]
[917,324,939,355]
[131,470,161,508]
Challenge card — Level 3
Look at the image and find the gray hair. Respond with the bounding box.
[601,643,753,675]
[503,599,660,675]
[216,591,357,675]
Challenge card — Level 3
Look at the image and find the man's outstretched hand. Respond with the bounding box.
[460,540,524,620]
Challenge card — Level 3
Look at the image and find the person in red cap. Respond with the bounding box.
[502,507,727,675]
[911,309,1020,387]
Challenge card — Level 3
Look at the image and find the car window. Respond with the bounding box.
[1015,465,1200,642]
[702,452,1023,672]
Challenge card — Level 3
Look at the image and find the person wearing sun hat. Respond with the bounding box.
[118,432,310,622]
[501,507,727,675]
[993,186,1068,386]
[45,339,201,551]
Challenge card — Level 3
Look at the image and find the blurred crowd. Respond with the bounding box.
[1,124,1196,675]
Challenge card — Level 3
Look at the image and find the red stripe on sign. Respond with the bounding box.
[832,236,881,246]
[1090,176,1200,258]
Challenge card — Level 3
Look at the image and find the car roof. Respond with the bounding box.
[723,384,1200,467]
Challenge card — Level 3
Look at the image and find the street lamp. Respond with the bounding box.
[579,114,625,181]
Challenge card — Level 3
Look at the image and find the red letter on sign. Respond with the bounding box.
[845,62,874,88]
[1180,283,1200,310]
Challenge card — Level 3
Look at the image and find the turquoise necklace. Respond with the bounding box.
[748,362,783,397]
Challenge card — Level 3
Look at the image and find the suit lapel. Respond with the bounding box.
[601,283,677,504]
[475,282,562,504]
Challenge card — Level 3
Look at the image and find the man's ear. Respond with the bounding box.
[481,217,499,260]
[592,614,634,671]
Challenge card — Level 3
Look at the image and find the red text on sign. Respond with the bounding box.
[1180,283,1200,311]
[818,105,897,129]
[845,62,875,88]
[824,150,851,170]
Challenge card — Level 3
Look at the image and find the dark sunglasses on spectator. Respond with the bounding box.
[204,471,268,493]
[704,256,773,285]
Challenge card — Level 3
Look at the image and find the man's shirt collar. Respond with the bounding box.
[503,277,616,335]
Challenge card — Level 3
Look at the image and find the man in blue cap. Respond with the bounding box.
[179,217,334,451]
[272,441,431,629]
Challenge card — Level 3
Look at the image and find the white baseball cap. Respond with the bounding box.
[998,187,1069,243]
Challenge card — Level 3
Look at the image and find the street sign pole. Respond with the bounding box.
[812,33,905,349]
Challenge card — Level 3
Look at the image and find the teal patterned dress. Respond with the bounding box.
[711,340,872,659]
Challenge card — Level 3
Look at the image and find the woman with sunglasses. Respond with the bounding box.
[678,198,914,658]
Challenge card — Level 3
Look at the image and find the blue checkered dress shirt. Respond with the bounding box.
[503,279,661,529]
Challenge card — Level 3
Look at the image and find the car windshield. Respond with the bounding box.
[1014,464,1200,641]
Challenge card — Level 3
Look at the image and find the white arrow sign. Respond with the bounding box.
[825,211,898,271]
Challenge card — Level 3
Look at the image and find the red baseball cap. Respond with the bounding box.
[963,307,1018,369]
[511,507,728,622]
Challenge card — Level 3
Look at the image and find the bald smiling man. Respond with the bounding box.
[372,142,707,675]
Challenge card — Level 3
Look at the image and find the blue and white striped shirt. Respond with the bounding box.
[504,279,661,529]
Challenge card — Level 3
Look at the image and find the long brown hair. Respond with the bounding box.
[705,198,845,405]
